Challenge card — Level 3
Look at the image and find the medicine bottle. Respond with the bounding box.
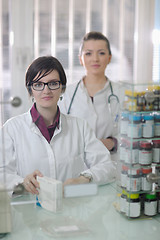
[142,113,154,138]
[144,193,157,216]
[139,141,152,165]
[128,114,142,139]
[144,87,153,111]
[120,112,129,135]
[126,193,141,218]
[152,85,160,111]
[141,165,152,191]
[127,90,138,112]
[120,138,127,163]
[127,164,141,192]
[154,113,160,137]
[157,192,160,213]
[152,140,160,164]
[121,164,129,189]
[137,92,145,111]
[125,140,139,165]
[120,189,127,213]
[155,164,160,187]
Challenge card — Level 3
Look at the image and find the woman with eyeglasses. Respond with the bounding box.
[59,32,120,160]
[0,56,116,195]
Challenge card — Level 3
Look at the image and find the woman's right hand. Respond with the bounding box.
[23,170,43,195]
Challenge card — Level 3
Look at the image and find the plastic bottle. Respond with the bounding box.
[142,113,154,138]
[154,112,160,137]
[127,164,141,192]
[144,193,157,216]
[126,193,141,218]
[152,140,160,164]
[141,165,152,191]
[128,113,142,139]
[125,140,139,165]
[121,165,129,189]
[120,112,129,135]
[139,141,152,165]
[120,189,127,213]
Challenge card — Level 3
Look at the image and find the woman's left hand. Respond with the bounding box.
[101,138,114,151]
[63,176,90,186]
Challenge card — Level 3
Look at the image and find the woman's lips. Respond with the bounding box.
[92,64,100,68]
[42,96,53,101]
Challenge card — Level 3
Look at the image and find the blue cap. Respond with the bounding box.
[129,114,142,121]
[154,114,160,120]
[143,114,154,120]
[121,112,129,119]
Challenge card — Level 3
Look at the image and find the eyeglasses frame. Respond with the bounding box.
[30,80,61,91]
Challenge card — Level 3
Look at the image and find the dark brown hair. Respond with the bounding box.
[79,31,112,56]
[26,56,67,95]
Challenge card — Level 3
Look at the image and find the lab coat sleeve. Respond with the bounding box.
[81,120,116,185]
[0,124,24,195]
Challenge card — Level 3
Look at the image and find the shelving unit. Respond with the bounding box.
[117,82,160,219]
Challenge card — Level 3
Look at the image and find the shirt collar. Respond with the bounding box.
[30,103,59,126]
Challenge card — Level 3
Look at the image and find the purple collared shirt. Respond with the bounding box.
[30,103,60,143]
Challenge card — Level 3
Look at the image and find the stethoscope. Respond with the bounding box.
[67,79,119,117]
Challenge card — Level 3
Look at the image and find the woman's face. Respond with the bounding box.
[79,40,112,76]
[31,70,62,112]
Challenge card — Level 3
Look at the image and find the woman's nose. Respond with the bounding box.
[93,53,99,61]
[43,84,51,92]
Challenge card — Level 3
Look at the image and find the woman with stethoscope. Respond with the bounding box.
[59,31,120,157]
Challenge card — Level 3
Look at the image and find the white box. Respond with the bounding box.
[64,183,98,198]
[37,176,63,213]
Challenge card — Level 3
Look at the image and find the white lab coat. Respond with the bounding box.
[59,79,120,139]
[58,80,120,162]
[0,110,116,192]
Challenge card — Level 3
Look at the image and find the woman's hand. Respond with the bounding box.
[23,170,43,195]
[63,176,90,186]
[101,138,114,151]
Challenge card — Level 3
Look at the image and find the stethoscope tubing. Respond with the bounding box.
[67,79,119,114]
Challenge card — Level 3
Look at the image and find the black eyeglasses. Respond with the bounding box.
[31,81,61,91]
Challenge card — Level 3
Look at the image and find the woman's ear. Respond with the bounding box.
[79,55,83,66]
[108,54,112,64]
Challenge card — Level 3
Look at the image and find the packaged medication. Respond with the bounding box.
[142,113,154,138]
[127,165,141,192]
[128,114,142,138]
[126,193,141,218]
[144,193,157,216]
[37,176,63,213]
[139,141,152,165]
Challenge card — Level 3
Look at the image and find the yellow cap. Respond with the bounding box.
[127,193,139,199]
[147,85,160,91]
[122,189,127,195]
[125,89,138,97]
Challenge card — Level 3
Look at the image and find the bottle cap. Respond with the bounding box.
[141,167,152,174]
[145,193,157,200]
[129,114,142,121]
[127,193,139,199]
[143,114,154,120]
[140,141,152,148]
[154,114,160,120]
[152,140,160,144]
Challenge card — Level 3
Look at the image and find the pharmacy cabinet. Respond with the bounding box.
[118,82,160,219]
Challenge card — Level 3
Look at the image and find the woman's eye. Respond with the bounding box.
[85,52,91,56]
[34,82,43,87]
[50,81,58,86]
[99,52,105,55]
